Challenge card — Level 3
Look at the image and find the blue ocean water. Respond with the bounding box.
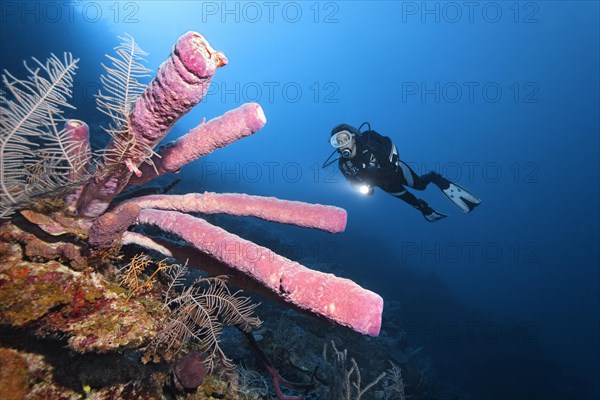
[1,1,598,399]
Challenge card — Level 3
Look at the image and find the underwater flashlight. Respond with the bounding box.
[359,185,373,195]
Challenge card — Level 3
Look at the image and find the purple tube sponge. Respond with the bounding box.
[136,209,382,337]
[127,103,266,187]
[77,32,227,218]
[124,192,347,234]
[64,119,90,182]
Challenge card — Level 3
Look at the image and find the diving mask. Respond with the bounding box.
[330,130,355,158]
[322,130,355,168]
[330,130,353,148]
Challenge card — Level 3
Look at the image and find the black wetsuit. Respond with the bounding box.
[338,130,450,212]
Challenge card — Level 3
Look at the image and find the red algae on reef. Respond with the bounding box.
[0,258,164,353]
[0,261,75,326]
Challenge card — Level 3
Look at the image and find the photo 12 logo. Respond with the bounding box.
[401,82,540,104]
[405,161,541,184]
[402,320,539,344]
[204,239,340,264]
[400,2,540,24]
[197,161,341,185]
[199,1,340,24]
[202,81,340,104]
[1,1,141,24]
[400,241,541,265]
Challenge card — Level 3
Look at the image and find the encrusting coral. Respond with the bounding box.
[0,30,385,396]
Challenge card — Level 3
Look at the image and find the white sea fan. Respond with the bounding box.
[148,272,262,374]
[0,34,152,219]
[95,33,152,174]
[0,52,80,218]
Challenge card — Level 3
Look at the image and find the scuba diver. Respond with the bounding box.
[322,122,481,222]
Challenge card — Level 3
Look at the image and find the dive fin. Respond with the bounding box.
[442,182,481,213]
[423,209,447,223]
[416,199,447,222]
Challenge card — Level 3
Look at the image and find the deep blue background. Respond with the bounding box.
[1,1,598,399]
